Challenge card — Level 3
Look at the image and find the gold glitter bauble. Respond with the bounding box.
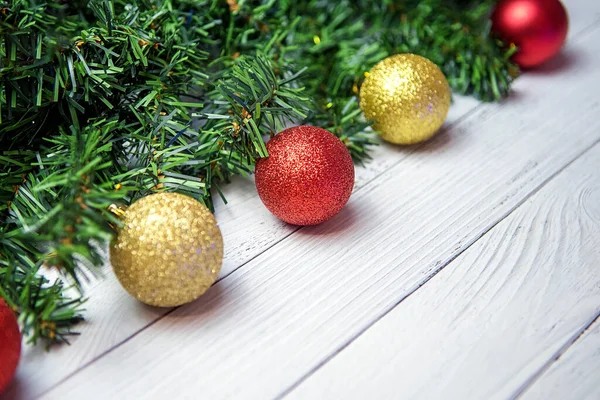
[110,192,223,307]
[360,54,451,145]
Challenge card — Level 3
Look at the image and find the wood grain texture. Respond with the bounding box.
[522,318,600,400]
[287,142,600,400]
[38,14,600,400]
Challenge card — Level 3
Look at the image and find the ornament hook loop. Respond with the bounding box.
[108,203,128,219]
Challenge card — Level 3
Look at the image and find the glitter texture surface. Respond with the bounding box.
[360,54,451,145]
[255,126,355,226]
[110,193,223,307]
[0,298,21,393]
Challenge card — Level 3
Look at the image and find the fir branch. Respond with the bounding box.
[0,0,517,345]
[385,1,519,101]
[215,54,309,161]
[0,260,85,347]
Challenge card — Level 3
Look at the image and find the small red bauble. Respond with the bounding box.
[492,0,569,68]
[0,298,21,393]
[255,126,355,226]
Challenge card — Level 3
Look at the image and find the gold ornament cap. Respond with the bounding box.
[110,192,224,307]
[360,54,451,145]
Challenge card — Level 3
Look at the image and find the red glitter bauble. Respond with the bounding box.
[492,0,568,68]
[255,126,355,226]
[0,298,21,393]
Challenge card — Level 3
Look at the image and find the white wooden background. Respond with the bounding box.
[5,0,600,398]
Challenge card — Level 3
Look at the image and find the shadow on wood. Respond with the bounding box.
[527,49,579,75]
[165,281,227,319]
[296,202,359,237]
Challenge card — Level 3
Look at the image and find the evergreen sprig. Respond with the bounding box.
[0,0,516,346]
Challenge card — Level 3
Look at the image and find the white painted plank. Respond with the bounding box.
[287,141,600,400]
[40,18,600,400]
[522,318,600,400]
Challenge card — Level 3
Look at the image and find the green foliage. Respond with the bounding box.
[0,0,516,346]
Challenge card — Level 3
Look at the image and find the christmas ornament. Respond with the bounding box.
[255,126,355,226]
[360,54,451,145]
[110,192,224,307]
[0,298,21,393]
[492,0,568,68]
